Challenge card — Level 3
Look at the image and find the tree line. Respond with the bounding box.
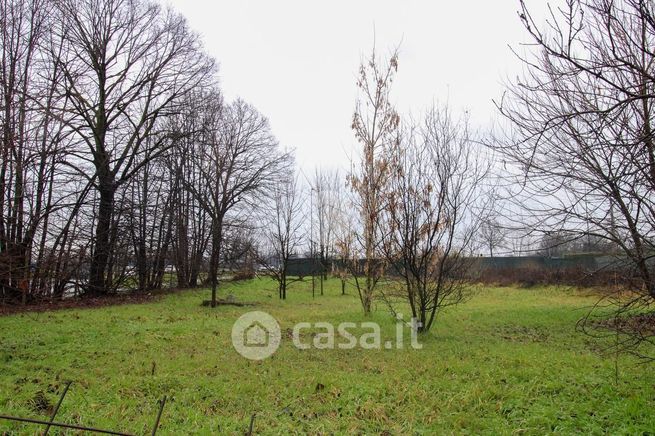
[0,0,290,305]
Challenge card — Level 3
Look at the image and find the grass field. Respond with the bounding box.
[0,278,654,434]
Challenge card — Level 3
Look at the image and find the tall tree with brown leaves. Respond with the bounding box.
[349,46,400,314]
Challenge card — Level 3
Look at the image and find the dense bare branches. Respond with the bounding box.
[496,0,655,356]
[479,218,507,257]
[0,0,73,302]
[0,0,290,305]
[185,97,292,306]
[50,0,215,295]
[260,175,304,300]
[382,107,487,332]
[312,168,340,295]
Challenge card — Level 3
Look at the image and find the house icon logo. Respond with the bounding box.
[244,321,269,347]
[232,311,281,360]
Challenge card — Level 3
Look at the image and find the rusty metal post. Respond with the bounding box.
[43,381,72,436]
[247,413,256,435]
[150,396,166,436]
[0,414,134,435]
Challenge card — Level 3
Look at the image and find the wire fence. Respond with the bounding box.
[0,382,166,436]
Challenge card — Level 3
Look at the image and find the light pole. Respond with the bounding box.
[310,186,315,298]
[299,168,317,298]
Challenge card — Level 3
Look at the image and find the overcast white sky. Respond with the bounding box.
[163,1,543,173]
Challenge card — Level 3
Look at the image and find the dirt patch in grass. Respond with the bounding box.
[28,390,53,414]
[0,292,163,317]
[200,298,255,307]
[595,312,655,336]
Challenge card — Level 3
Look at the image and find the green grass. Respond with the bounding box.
[0,279,653,434]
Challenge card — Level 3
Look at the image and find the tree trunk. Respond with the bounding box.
[208,220,223,307]
[89,181,115,295]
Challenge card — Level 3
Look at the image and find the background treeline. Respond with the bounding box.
[0,0,290,304]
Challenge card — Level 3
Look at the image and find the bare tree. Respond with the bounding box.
[166,91,214,289]
[382,107,487,332]
[260,175,304,299]
[349,45,400,314]
[52,0,214,295]
[495,0,655,358]
[479,218,507,257]
[186,98,290,307]
[333,194,356,296]
[1,0,44,302]
[312,168,340,295]
[0,0,78,303]
[126,144,174,291]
